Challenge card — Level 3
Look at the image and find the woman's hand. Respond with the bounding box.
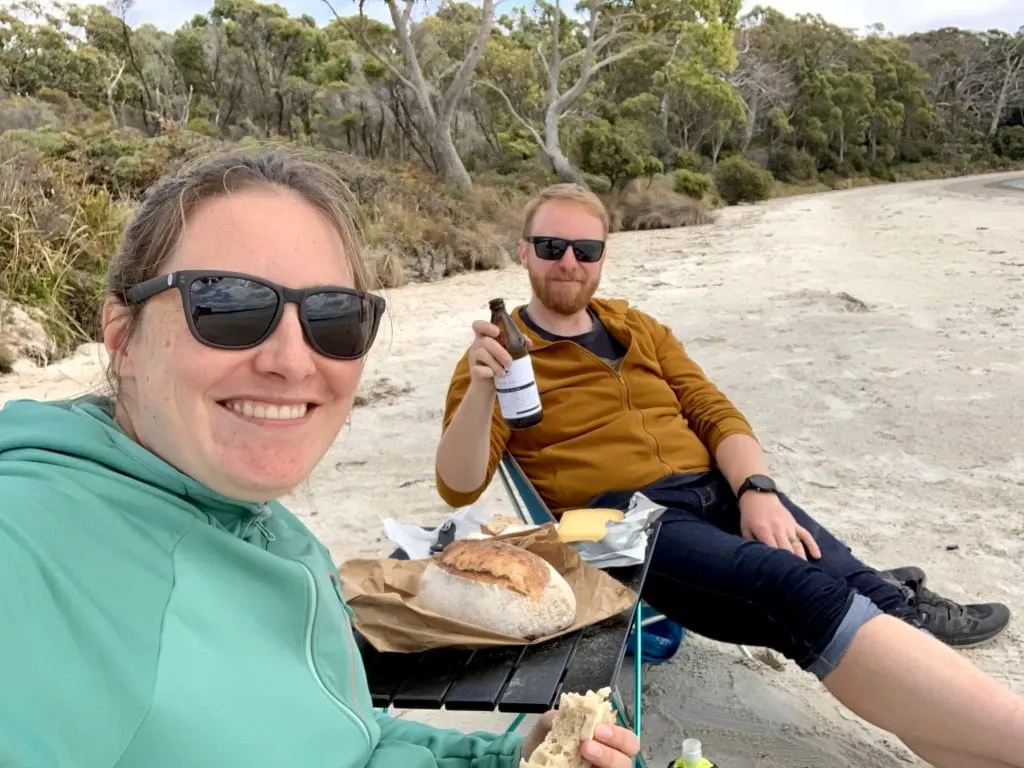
[521,711,640,768]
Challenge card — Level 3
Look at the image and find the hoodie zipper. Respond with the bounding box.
[234,505,371,751]
[299,562,373,751]
[239,503,277,547]
[252,504,276,543]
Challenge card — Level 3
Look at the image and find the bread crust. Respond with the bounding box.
[435,539,549,600]
[417,539,577,639]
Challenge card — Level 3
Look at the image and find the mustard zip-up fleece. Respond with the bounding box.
[438,298,756,513]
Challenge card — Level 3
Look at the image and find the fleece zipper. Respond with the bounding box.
[238,503,277,548]
[233,505,372,754]
[298,562,373,755]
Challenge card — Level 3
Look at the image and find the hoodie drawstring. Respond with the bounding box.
[243,503,277,548]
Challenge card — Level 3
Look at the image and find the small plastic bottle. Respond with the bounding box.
[668,737,717,768]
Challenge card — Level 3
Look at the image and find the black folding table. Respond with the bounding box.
[355,523,660,734]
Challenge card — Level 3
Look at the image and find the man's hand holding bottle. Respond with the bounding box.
[467,319,533,385]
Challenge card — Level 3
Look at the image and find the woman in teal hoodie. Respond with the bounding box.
[0,147,640,768]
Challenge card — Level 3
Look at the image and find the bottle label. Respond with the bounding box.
[495,355,542,419]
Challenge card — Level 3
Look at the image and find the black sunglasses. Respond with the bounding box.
[122,270,386,361]
[526,236,605,263]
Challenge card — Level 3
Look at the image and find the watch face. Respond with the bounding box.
[749,475,777,491]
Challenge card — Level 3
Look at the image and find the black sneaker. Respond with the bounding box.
[879,566,1011,647]
[915,586,1011,648]
[878,565,927,591]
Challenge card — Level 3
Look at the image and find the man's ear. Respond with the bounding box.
[101,298,133,377]
[517,239,530,267]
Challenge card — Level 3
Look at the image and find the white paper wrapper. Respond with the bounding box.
[381,492,665,568]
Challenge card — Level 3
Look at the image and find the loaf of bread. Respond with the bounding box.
[520,687,615,768]
[417,539,577,640]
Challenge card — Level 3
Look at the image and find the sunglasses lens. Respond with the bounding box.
[533,238,568,260]
[573,240,605,263]
[302,291,381,359]
[188,276,279,348]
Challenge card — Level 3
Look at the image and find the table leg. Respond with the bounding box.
[632,601,643,736]
[505,712,527,733]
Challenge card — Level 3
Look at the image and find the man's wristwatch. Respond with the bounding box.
[736,474,780,501]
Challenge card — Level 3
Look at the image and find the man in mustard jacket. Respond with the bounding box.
[433,184,1022,765]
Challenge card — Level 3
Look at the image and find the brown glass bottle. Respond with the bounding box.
[489,298,542,430]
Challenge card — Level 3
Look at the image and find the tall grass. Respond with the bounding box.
[0,143,133,354]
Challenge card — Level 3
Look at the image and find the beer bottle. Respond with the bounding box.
[489,298,542,430]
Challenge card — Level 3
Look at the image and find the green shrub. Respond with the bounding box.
[576,117,661,191]
[673,169,712,199]
[767,147,817,182]
[1,127,82,159]
[186,117,220,137]
[0,96,60,133]
[671,148,704,172]
[712,155,774,205]
[993,126,1024,161]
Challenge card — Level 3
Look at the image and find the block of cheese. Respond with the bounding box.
[555,508,624,543]
[519,687,615,768]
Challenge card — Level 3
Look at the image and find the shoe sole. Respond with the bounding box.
[940,626,1011,648]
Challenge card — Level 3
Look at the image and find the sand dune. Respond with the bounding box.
[3,170,1023,766]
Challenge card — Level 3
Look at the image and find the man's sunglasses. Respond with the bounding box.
[526,236,605,263]
[122,270,386,361]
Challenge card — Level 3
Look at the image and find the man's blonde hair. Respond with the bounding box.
[521,183,610,239]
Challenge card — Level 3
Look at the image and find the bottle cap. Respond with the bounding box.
[681,738,702,758]
[489,298,506,311]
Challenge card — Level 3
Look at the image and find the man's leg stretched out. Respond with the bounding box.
[591,472,1024,766]
[591,471,1009,650]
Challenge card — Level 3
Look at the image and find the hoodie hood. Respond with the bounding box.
[0,395,269,531]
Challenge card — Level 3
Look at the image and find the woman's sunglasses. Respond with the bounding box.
[526,236,606,263]
[122,270,386,361]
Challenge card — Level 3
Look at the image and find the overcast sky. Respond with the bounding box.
[15,0,1023,36]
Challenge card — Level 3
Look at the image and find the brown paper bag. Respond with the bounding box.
[339,523,638,653]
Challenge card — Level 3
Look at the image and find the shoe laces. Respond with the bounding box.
[916,585,966,620]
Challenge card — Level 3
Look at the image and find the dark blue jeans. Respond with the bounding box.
[589,470,922,678]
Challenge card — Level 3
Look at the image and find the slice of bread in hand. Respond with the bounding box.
[519,687,615,768]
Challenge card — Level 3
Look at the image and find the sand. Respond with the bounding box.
[3,170,1023,766]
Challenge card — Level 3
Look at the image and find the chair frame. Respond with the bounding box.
[496,453,651,763]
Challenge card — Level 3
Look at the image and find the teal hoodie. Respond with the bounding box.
[0,396,523,768]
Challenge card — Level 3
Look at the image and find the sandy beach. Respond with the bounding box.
[3,170,1023,766]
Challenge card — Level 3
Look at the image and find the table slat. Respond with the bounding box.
[443,645,525,711]
[391,648,475,709]
[355,635,425,708]
[497,631,581,713]
[558,613,632,696]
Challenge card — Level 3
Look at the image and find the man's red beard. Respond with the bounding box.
[529,268,598,316]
